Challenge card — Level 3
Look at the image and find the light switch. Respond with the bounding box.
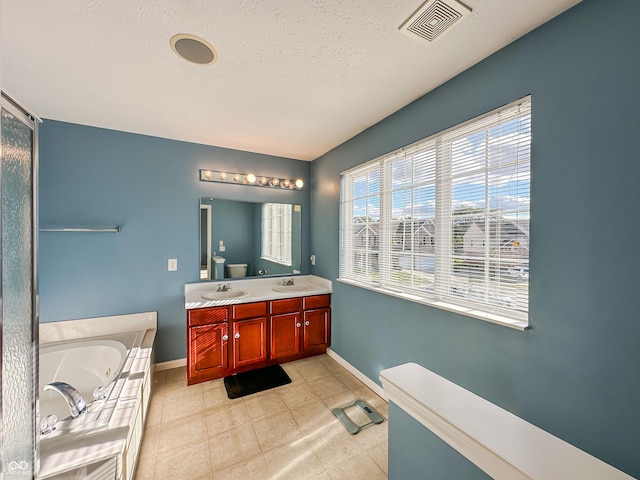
[310,254,316,266]
[168,258,178,271]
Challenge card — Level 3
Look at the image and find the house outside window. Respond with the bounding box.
[261,203,292,266]
[339,97,531,328]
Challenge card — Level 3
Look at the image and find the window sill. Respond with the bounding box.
[260,257,292,267]
[337,278,529,331]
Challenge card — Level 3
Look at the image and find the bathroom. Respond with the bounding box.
[2,0,640,478]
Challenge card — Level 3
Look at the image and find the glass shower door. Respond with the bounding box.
[1,93,38,478]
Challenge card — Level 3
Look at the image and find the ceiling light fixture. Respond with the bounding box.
[199,170,304,190]
[170,34,218,65]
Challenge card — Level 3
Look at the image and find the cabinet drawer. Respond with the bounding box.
[303,294,331,310]
[188,307,228,326]
[232,301,268,320]
[270,297,302,315]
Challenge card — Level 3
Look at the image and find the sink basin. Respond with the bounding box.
[201,290,247,300]
[272,284,312,293]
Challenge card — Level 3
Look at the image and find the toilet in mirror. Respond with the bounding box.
[199,198,302,280]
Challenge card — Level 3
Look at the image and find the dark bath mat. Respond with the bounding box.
[223,364,291,399]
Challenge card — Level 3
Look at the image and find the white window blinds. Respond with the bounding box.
[340,97,531,326]
[262,203,293,266]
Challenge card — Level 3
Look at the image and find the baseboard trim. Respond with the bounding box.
[326,348,388,401]
[154,358,186,372]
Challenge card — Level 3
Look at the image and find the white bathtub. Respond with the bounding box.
[38,331,144,437]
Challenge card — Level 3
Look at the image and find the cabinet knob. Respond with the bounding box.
[234,333,240,339]
[296,323,301,328]
[222,334,229,341]
[305,321,310,326]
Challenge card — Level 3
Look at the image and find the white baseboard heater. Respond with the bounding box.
[380,363,634,480]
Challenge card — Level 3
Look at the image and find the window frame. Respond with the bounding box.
[339,97,531,330]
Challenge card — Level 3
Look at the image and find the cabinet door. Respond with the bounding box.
[303,308,330,353]
[233,317,267,368]
[188,322,228,384]
[270,313,301,359]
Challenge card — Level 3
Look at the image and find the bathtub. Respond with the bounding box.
[38,330,145,438]
[38,312,156,479]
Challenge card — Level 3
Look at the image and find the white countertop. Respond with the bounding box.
[184,275,332,309]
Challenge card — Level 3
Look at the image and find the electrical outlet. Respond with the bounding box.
[168,258,178,271]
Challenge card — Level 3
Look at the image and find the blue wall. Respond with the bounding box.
[202,198,256,274]
[311,0,640,477]
[38,122,310,362]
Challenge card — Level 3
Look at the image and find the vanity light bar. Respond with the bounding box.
[199,169,304,190]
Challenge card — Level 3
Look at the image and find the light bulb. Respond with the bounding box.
[246,173,257,184]
[204,170,213,179]
[258,176,267,186]
[269,178,280,187]
[218,172,226,181]
[233,174,241,182]
[295,179,304,189]
[281,179,290,188]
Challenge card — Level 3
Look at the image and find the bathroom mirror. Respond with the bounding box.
[199,198,302,280]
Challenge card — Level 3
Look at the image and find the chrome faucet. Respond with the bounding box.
[217,283,232,292]
[43,382,87,418]
[282,278,295,286]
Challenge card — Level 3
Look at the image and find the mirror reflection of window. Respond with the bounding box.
[261,203,292,266]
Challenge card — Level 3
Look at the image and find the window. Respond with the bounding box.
[339,97,531,328]
[261,203,292,266]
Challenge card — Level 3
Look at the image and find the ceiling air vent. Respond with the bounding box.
[399,0,472,44]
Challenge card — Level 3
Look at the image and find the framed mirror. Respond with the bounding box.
[199,198,302,280]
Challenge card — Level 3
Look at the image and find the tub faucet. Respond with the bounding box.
[282,278,295,286]
[217,283,232,292]
[44,382,87,418]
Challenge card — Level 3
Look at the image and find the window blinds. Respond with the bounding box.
[340,97,531,323]
[262,203,293,266]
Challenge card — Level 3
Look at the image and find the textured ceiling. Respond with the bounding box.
[1,0,580,160]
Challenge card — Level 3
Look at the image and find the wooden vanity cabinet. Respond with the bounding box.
[231,302,268,370]
[187,294,331,385]
[302,295,331,354]
[269,294,330,361]
[269,298,303,360]
[187,307,229,385]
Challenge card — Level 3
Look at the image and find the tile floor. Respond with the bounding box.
[135,354,388,480]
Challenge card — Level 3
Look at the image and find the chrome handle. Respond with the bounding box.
[222,334,228,341]
[234,333,240,339]
[305,321,310,326]
[296,323,301,327]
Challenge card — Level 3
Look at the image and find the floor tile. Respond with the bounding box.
[311,422,364,469]
[307,375,350,399]
[296,361,332,382]
[278,382,320,409]
[142,355,387,479]
[243,391,287,421]
[326,453,387,480]
[158,412,208,454]
[134,450,157,480]
[206,401,251,435]
[212,454,269,480]
[368,441,389,475]
[263,438,325,480]
[161,387,204,423]
[289,399,339,434]
[208,424,262,471]
[252,410,302,452]
[154,439,212,480]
